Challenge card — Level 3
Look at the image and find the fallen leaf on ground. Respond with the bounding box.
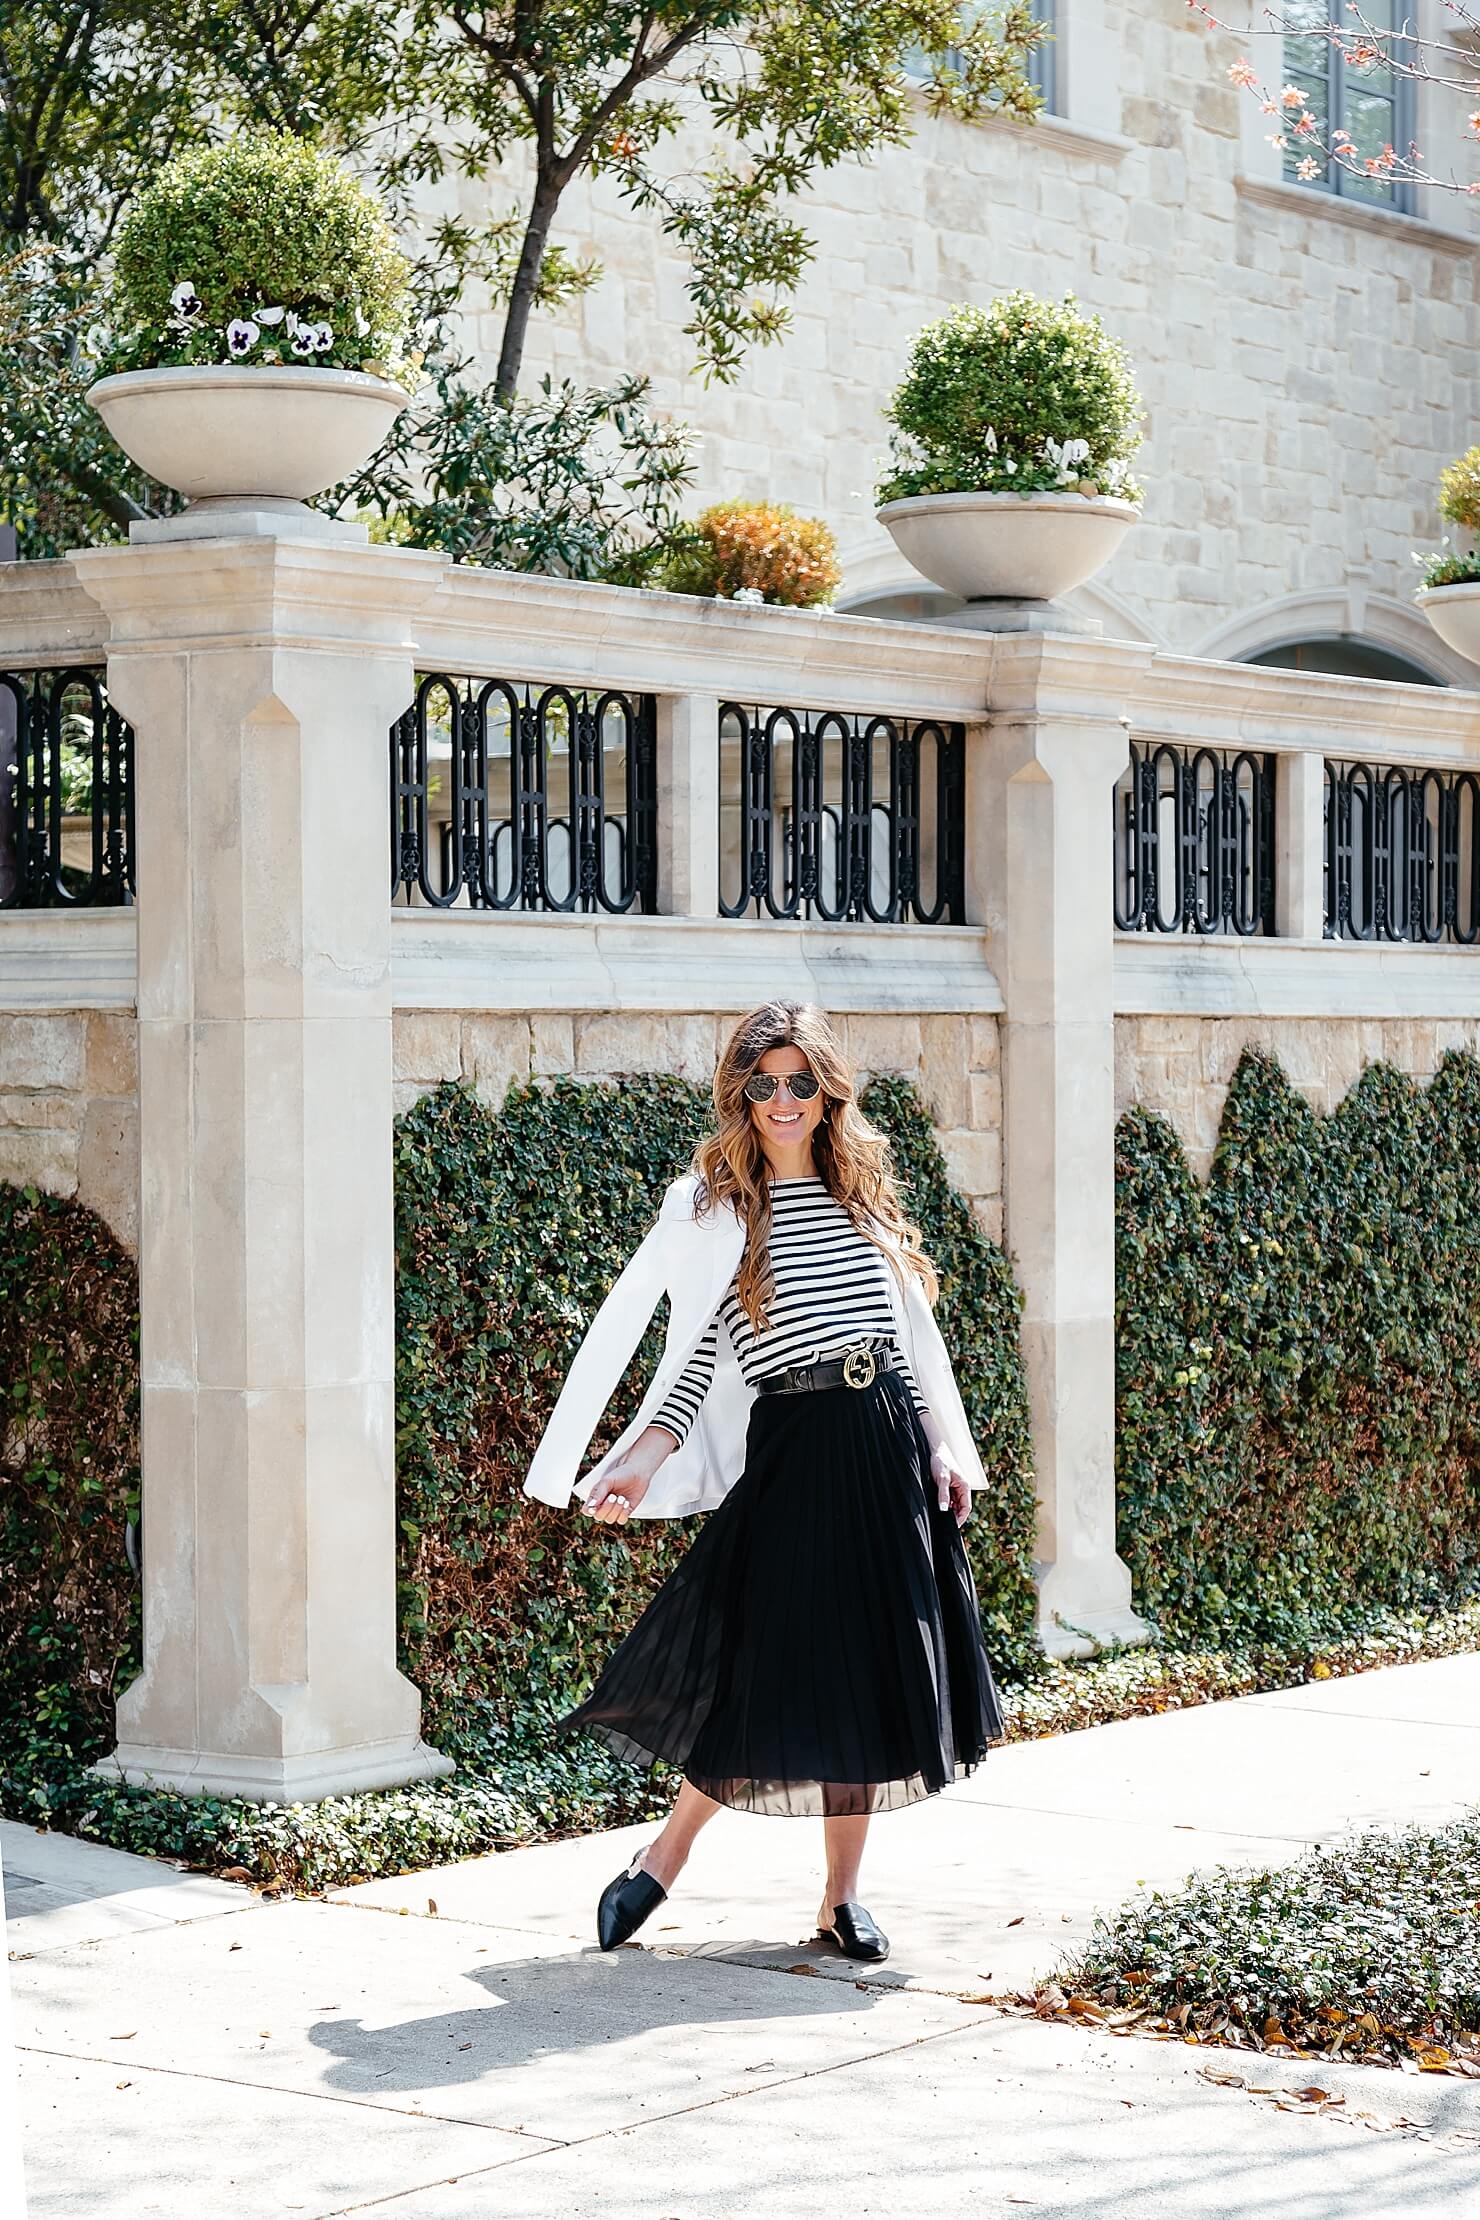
[108,2033,136,2042]
[219,1867,253,1883]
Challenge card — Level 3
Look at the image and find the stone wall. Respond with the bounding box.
[0,1012,137,1248]
[2,1005,1004,1258]
[1115,1014,1480,1178]
[392,1007,1004,1240]
[451,0,1480,662]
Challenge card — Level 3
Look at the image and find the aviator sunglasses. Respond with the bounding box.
[742,1068,822,1104]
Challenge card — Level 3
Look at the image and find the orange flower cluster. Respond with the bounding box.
[688,500,841,609]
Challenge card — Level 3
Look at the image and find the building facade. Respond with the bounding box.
[448,0,1480,682]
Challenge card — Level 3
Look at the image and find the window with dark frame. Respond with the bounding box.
[1282,0,1415,214]
[906,0,1059,119]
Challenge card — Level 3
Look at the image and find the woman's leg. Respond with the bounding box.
[636,1776,722,1889]
[818,1812,871,1922]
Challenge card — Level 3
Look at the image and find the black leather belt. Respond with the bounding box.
[755,1337,897,1395]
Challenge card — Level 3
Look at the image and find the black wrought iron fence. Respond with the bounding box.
[1113,739,1276,936]
[390,673,658,912]
[0,666,134,909]
[718,703,965,924]
[1325,758,1480,943]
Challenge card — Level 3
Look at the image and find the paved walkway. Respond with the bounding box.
[10,1656,1480,2218]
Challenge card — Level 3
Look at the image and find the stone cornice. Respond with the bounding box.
[417,565,1000,719]
[70,538,444,657]
[1235,173,1478,259]
[1127,649,1480,765]
[0,558,108,665]
[1116,931,1480,1020]
[389,909,1003,1015]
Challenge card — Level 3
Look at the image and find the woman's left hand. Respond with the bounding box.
[929,1445,971,1528]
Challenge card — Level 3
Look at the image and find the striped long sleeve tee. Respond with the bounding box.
[649,1173,932,1448]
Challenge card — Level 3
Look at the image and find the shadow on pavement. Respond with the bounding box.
[306,1945,882,2094]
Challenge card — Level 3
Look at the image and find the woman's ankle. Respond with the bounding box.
[637,1837,687,1890]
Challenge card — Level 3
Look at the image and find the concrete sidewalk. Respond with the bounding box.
[10,1655,1480,2218]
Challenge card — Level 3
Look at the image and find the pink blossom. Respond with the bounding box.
[1297,156,1322,180]
[1228,58,1258,89]
[1279,84,1306,108]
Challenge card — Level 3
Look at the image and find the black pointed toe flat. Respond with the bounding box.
[817,1899,890,1962]
[597,1854,668,1950]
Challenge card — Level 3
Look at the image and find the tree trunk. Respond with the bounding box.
[494,178,562,403]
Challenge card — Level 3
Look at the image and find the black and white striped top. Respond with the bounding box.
[650,1174,931,1447]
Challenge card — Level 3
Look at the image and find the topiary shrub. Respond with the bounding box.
[0,1187,140,1787]
[876,291,1144,507]
[1116,1045,1480,1649]
[107,131,412,378]
[661,500,842,607]
[1416,444,1480,590]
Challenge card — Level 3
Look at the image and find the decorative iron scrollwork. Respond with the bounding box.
[391,674,658,913]
[718,703,965,924]
[1113,739,1276,937]
[0,666,134,910]
[1324,759,1480,944]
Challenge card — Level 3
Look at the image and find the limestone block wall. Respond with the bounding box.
[447,0,1480,661]
[0,1011,137,1247]
[392,1007,1005,1241]
[1115,1015,1480,1179]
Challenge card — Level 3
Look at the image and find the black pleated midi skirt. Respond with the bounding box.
[555,1365,1005,1817]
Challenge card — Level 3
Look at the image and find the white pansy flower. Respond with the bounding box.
[1003,457,1017,475]
[353,308,370,338]
[1063,438,1091,466]
[984,425,998,453]
[311,320,334,352]
[226,318,261,357]
[170,281,202,317]
[290,324,318,358]
[257,305,287,327]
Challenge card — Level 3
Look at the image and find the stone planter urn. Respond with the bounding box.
[86,364,410,542]
[1416,581,1480,669]
[877,490,1138,630]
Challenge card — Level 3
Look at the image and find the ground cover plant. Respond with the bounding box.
[1055,1813,1480,2075]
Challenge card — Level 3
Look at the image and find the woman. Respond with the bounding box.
[522,1000,1003,1964]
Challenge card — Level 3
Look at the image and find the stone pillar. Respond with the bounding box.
[977,634,1154,1659]
[1275,748,1327,941]
[655,691,719,916]
[72,535,453,1798]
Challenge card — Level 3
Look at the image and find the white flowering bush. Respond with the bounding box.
[104,132,413,380]
[876,292,1144,507]
[1415,445,1480,591]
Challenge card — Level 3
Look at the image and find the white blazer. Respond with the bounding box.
[522,1171,991,1520]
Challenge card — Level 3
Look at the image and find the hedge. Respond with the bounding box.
[1117,1046,1480,1649]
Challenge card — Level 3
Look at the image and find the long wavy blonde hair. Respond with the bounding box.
[689,1000,939,1333]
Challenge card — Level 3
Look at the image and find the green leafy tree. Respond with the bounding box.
[2,1,1047,563]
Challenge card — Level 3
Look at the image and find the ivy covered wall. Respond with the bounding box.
[1117,1045,1480,1648]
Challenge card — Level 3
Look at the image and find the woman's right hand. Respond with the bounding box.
[581,1426,676,1525]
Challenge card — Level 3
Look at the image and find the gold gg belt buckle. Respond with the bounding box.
[841,1342,877,1388]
